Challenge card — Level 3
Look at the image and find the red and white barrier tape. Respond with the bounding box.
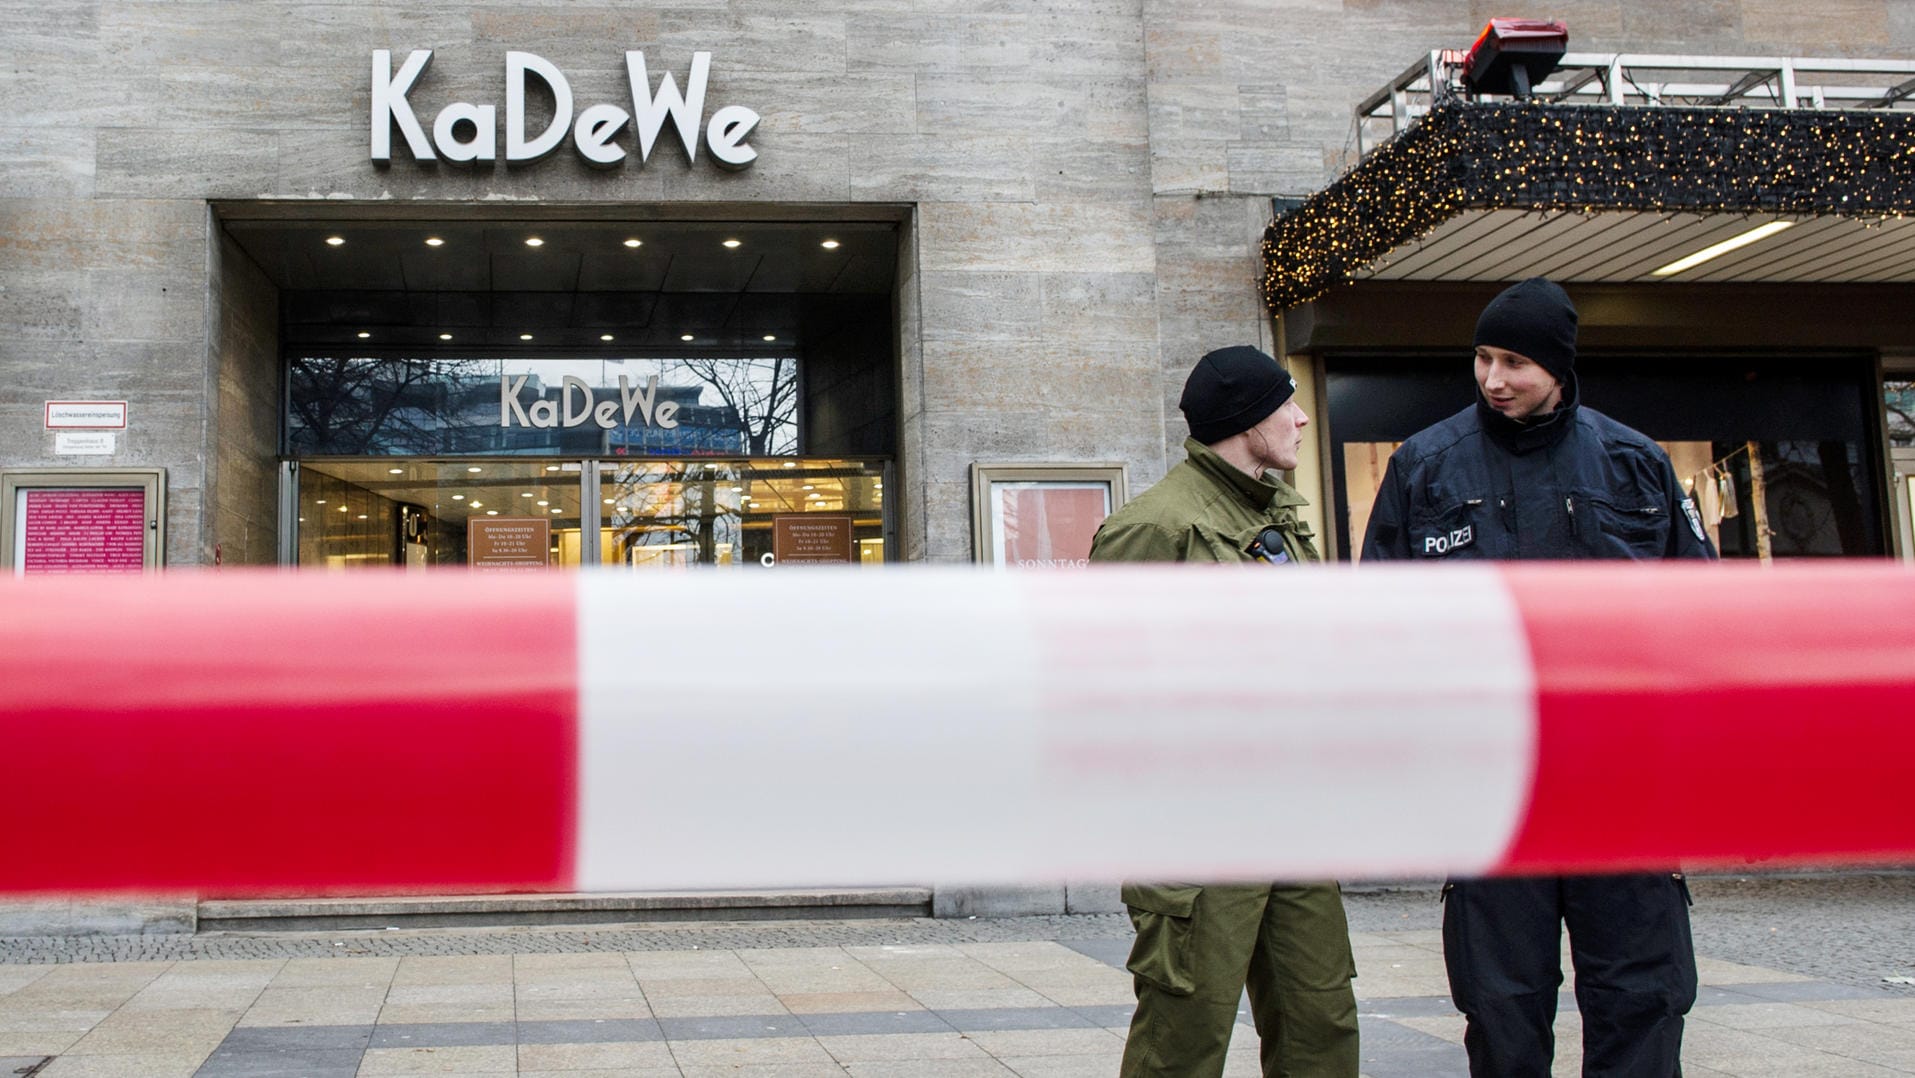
[3,563,1913,896]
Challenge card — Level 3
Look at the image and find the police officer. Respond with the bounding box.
[1362,278,1712,1077]
[1092,345,1359,1078]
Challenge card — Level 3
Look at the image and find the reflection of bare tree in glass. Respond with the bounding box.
[289,358,488,454]
[665,358,799,457]
[1887,381,1915,449]
[606,462,740,567]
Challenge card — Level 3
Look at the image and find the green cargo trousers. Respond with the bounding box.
[1118,881,1358,1078]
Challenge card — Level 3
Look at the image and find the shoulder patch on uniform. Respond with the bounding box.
[1681,497,1707,543]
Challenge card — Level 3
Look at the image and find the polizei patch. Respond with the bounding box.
[1422,524,1474,556]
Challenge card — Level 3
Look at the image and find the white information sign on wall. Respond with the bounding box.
[45,401,127,430]
[54,433,117,456]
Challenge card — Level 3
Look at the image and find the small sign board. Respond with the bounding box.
[18,488,147,574]
[54,433,117,455]
[772,514,854,564]
[45,401,128,430]
[467,517,550,571]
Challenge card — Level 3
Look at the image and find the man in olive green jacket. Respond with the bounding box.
[1090,345,1358,1078]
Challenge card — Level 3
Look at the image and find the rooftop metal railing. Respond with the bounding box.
[1356,52,1915,156]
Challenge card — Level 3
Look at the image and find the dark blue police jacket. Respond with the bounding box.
[1361,381,1717,563]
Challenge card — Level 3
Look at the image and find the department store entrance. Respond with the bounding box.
[220,213,902,570]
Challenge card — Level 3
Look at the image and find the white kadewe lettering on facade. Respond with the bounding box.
[371,49,759,170]
[500,375,682,431]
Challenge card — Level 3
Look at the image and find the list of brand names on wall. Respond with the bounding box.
[20,489,145,574]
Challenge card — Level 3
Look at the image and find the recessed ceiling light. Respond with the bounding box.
[470,501,483,508]
[763,335,776,341]
[338,505,348,512]
[808,492,822,500]
[525,236,544,247]
[820,239,840,249]
[680,334,694,341]
[802,484,815,490]
[545,465,560,472]
[467,466,482,473]
[486,510,499,516]
[550,508,562,514]
[520,492,534,498]
[439,333,453,340]
[519,333,533,341]
[388,467,404,475]
[1651,220,1795,277]
[623,238,642,248]
[452,494,465,501]
[425,237,444,247]
[722,238,741,248]
[603,497,615,504]
[357,331,371,339]
[536,500,549,507]
[314,499,327,505]
[782,462,797,469]
[730,486,743,493]
[600,334,614,341]
[325,236,345,246]
[357,514,369,520]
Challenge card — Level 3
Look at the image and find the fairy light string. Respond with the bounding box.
[1261,102,1915,313]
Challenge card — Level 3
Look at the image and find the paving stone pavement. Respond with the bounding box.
[1,875,1911,1077]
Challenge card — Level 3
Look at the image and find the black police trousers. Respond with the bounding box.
[1443,873,1696,1078]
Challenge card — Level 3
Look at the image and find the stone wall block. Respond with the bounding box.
[1031,137,1150,203]
[1147,140,1229,196]
[919,201,1154,275]
[1739,0,1890,49]
[1028,13,1146,75]
[469,7,661,47]
[83,269,208,345]
[1142,20,1223,82]
[102,1,287,69]
[97,129,278,199]
[919,271,1043,341]
[922,339,1164,416]
[849,135,1034,202]
[656,13,849,76]
[0,128,96,200]
[0,271,86,343]
[1039,272,1159,343]
[744,74,916,135]
[1147,81,1243,139]
[0,69,138,131]
[1237,85,1289,142]
[846,15,962,72]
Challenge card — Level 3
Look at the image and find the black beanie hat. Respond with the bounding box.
[1474,277,1578,384]
[1179,346,1297,445]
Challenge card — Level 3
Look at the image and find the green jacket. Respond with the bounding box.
[1089,438,1320,565]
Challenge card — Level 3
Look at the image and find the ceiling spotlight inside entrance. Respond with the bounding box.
[681,334,695,341]
[439,333,453,340]
[357,331,371,339]
[763,335,776,341]
[820,239,841,249]
[525,236,545,247]
[325,236,345,246]
[623,238,642,248]
[520,333,534,341]
[425,237,444,247]
[600,334,615,341]
[722,238,742,248]
[1462,18,1567,98]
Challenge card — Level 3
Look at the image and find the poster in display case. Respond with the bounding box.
[1,468,165,575]
[970,463,1128,569]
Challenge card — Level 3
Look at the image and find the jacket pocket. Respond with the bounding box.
[1590,499,1669,559]
[1120,883,1203,996]
[1409,498,1489,559]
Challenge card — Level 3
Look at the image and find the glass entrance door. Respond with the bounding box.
[291,458,888,569]
[295,460,586,570]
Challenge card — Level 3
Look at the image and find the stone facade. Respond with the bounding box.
[4,1,1910,566]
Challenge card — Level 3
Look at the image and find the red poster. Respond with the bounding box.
[20,488,147,574]
[995,484,1110,569]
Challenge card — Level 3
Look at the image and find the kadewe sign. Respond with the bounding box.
[372,50,758,170]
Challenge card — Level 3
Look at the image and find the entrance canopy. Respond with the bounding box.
[1262,52,1915,313]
